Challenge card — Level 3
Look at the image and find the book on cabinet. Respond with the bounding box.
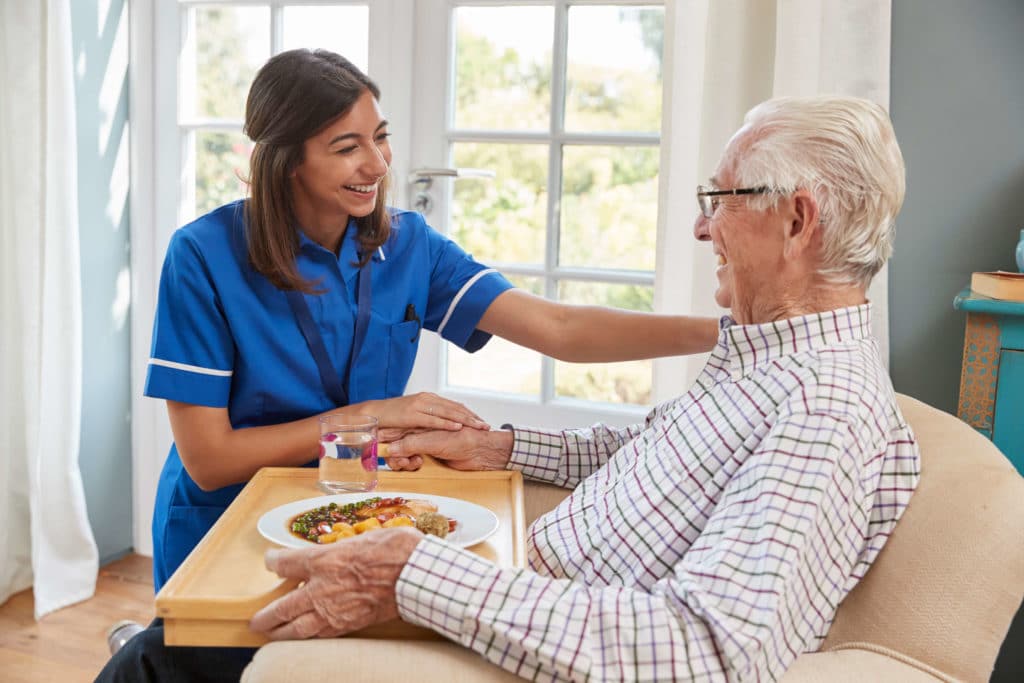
[971,271,1024,302]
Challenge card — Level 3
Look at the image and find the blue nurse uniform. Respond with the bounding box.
[144,200,513,590]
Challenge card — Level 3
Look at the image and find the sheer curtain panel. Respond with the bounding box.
[655,0,893,395]
[0,0,99,618]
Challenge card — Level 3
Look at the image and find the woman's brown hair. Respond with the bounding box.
[243,49,391,292]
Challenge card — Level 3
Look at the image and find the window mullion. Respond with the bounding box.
[541,0,570,405]
[179,119,245,130]
[548,1,569,139]
[178,5,196,126]
[270,3,283,54]
[180,129,197,229]
[178,5,194,225]
[448,130,658,145]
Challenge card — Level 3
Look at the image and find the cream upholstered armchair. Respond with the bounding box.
[242,395,1024,683]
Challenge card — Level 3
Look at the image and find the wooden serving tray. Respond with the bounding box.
[155,464,525,647]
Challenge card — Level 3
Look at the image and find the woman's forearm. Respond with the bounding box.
[478,289,719,362]
[168,392,489,491]
[167,400,367,491]
[555,307,719,361]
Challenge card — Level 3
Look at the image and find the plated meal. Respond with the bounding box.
[257,492,501,550]
[289,495,456,544]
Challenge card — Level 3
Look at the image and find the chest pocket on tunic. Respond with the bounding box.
[385,320,422,397]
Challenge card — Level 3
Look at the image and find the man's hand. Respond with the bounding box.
[386,427,514,472]
[249,527,423,640]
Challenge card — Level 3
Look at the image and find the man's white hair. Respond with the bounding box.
[735,95,906,287]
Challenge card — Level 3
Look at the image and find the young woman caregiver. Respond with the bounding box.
[146,48,718,594]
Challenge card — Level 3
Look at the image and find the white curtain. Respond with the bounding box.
[655,0,893,394]
[0,0,99,618]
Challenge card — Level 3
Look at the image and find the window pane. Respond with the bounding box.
[565,5,663,133]
[555,281,653,405]
[187,5,270,120]
[283,5,369,70]
[451,142,548,265]
[447,276,543,396]
[195,130,253,216]
[453,6,553,130]
[559,145,659,270]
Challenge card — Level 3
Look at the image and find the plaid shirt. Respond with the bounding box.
[395,304,920,682]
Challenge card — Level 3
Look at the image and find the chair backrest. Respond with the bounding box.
[821,393,1024,682]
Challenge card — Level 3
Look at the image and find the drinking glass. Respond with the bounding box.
[318,414,378,493]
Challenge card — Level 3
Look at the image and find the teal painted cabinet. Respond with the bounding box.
[954,287,1024,475]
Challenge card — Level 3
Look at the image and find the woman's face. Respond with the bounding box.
[290,89,391,228]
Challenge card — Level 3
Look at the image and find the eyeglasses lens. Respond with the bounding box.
[697,189,713,219]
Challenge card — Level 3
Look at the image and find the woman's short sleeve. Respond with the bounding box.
[144,230,234,407]
[418,216,513,352]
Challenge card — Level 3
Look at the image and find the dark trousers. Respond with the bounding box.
[94,619,256,683]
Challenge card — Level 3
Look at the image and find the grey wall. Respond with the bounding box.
[889,0,1024,414]
[890,3,1024,678]
[71,0,133,564]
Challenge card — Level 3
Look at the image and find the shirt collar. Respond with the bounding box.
[719,303,874,379]
[296,218,384,283]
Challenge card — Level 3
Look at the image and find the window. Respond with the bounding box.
[410,1,665,419]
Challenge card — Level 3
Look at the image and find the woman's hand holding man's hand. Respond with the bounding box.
[367,392,490,441]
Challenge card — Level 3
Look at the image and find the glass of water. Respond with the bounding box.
[318,414,378,493]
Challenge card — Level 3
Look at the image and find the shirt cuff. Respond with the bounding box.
[505,425,565,484]
[395,534,497,642]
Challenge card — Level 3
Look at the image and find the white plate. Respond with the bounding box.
[257,492,500,549]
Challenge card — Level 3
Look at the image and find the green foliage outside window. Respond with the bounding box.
[449,8,664,404]
[194,7,263,215]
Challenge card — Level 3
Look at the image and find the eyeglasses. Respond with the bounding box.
[696,185,771,219]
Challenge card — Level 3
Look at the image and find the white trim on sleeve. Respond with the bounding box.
[149,358,233,377]
[436,268,497,338]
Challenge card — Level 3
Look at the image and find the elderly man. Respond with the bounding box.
[250,95,920,682]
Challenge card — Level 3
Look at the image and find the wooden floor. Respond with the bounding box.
[0,554,155,683]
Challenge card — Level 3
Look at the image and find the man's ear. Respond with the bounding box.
[783,189,820,260]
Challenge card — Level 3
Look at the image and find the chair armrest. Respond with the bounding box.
[780,647,950,682]
[523,480,572,527]
[245,638,952,682]
[242,639,521,683]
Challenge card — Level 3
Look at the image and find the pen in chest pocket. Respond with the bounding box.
[404,304,421,342]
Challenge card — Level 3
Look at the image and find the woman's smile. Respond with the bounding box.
[344,182,378,194]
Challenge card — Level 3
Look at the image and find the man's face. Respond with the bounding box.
[693,129,787,323]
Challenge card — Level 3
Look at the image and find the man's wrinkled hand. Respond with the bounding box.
[249,527,423,640]
[386,428,513,472]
